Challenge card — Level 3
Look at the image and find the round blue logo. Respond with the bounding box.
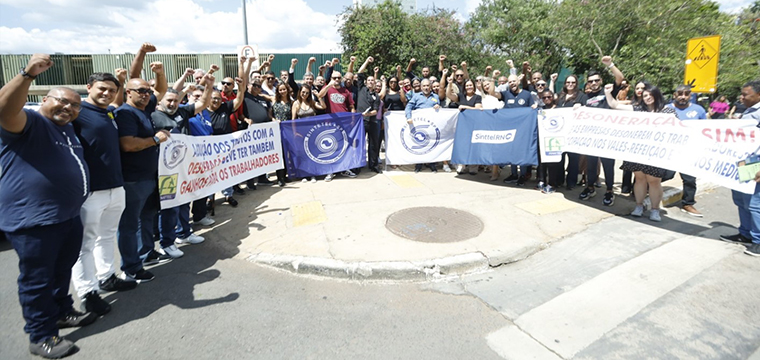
[540,112,565,133]
[304,122,348,164]
[163,140,187,170]
[400,119,441,155]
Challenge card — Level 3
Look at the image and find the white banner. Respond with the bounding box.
[158,123,283,209]
[384,108,459,165]
[539,107,757,194]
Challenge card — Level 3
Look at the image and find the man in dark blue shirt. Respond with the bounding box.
[115,68,171,284]
[71,70,138,318]
[0,54,96,359]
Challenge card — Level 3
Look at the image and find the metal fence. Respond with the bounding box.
[0,53,343,101]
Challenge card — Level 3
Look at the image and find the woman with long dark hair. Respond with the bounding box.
[291,84,325,183]
[605,84,674,222]
[555,75,587,190]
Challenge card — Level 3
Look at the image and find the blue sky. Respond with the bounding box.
[0,0,752,54]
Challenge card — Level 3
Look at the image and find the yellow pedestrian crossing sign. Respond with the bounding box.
[684,35,720,93]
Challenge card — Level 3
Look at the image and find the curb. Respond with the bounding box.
[660,181,719,208]
[246,245,545,281]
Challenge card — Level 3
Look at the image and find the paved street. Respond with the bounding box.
[2,182,759,359]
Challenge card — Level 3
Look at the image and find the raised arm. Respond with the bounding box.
[460,61,469,80]
[0,54,54,133]
[446,81,458,103]
[506,59,516,76]
[129,42,156,79]
[193,75,214,114]
[306,57,316,77]
[288,58,300,92]
[484,65,492,78]
[173,68,194,92]
[489,82,502,100]
[602,56,624,86]
[604,84,632,110]
[438,55,446,75]
[347,56,357,74]
[149,61,167,101]
[406,58,416,79]
[439,68,449,100]
[521,61,531,90]
[110,68,127,108]
[395,65,402,81]
[379,75,387,99]
[357,56,373,74]
[549,73,558,94]
[232,57,252,111]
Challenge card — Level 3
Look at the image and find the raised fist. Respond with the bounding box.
[485,65,493,72]
[114,68,127,84]
[209,64,219,73]
[203,73,215,85]
[183,68,195,77]
[367,56,374,63]
[460,61,467,67]
[350,56,356,62]
[451,64,458,71]
[291,58,298,66]
[373,66,379,73]
[140,43,156,53]
[184,84,197,93]
[268,54,275,62]
[24,54,54,77]
[149,62,164,74]
[308,57,316,63]
[332,58,340,66]
[380,75,386,82]
[396,65,401,71]
[441,68,449,76]
[409,58,416,64]
[493,69,501,78]
[604,83,614,93]
[506,59,514,68]
[439,55,446,62]
[318,65,326,72]
[550,73,558,81]
[601,55,613,66]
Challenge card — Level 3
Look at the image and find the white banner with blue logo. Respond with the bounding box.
[539,107,756,194]
[384,108,459,165]
[451,107,538,165]
[157,122,284,209]
[280,112,366,178]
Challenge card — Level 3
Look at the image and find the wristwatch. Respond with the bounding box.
[153,136,161,146]
[19,68,36,80]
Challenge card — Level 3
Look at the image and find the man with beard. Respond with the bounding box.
[1,54,96,359]
[405,78,441,173]
[70,69,138,318]
[317,67,358,181]
[151,75,214,259]
[488,74,536,185]
[666,84,707,217]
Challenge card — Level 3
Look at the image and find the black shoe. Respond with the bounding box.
[579,187,596,200]
[428,164,437,172]
[57,309,96,329]
[246,180,257,190]
[603,192,615,206]
[369,167,381,174]
[719,233,752,244]
[414,164,422,173]
[225,196,238,207]
[29,336,75,359]
[620,185,631,194]
[745,243,760,257]
[122,268,155,283]
[278,179,286,187]
[503,174,519,184]
[143,250,172,266]
[516,176,526,186]
[81,291,111,316]
[99,273,137,292]
[259,178,275,185]
[206,198,215,216]
[233,185,245,195]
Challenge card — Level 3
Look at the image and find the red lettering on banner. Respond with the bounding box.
[701,128,757,143]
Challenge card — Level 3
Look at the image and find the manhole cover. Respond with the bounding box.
[385,207,484,243]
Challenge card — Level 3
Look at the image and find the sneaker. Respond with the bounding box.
[429,164,437,173]
[194,216,215,226]
[310,177,317,183]
[620,185,631,194]
[233,185,246,195]
[143,250,173,266]
[225,196,238,207]
[443,164,452,173]
[176,233,204,245]
[603,192,615,206]
[516,176,526,186]
[631,205,644,217]
[57,309,96,329]
[468,168,477,175]
[535,181,545,191]
[542,185,555,194]
[29,336,75,359]
[81,290,111,316]
[162,245,184,259]
[121,268,155,283]
[744,243,760,257]
[594,181,602,188]
[258,178,275,185]
[98,273,137,292]
[341,170,357,178]
[719,233,752,244]
[579,187,596,200]
[456,164,465,174]
[325,173,334,182]
[301,178,308,183]
[681,205,703,217]
[278,179,286,187]
[649,209,662,222]
[503,174,519,184]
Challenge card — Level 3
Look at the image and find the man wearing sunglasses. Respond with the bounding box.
[578,56,625,206]
[114,52,171,284]
[1,53,98,358]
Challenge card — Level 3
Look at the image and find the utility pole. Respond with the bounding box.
[242,0,249,45]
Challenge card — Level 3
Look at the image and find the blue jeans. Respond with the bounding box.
[222,187,233,197]
[158,203,192,247]
[6,217,82,342]
[118,179,158,274]
[732,183,760,244]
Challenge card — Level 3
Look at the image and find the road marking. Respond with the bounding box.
[387,174,424,188]
[514,197,579,215]
[512,236,737,358]
[291,201,327,227]
[486,324,562,360]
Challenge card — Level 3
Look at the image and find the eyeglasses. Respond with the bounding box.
[455,74,464,77]
[221,81,233,86]
[675,91,691,96]
[48,96,81,110]
[536,83,547,86]
[331,77,341,80]
[565,81,576,84]
[266,77,275,81]
[128,88,152,95]
[542,96,553,99]
[588,79,602,83]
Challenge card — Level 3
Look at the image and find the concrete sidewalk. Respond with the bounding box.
[195,161,716,281]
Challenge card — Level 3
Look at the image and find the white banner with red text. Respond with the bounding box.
[158,123,283,208]
[539,107,757,194]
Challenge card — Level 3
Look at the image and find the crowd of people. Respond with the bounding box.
[1,41,759,359]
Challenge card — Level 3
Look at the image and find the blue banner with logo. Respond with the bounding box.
[450,108,538,166]
[280,112,366,177]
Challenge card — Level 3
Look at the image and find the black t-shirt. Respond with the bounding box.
[73,101,123,191]
[584,83,621,109]
[115,99,159,182]
[210,100,236,135]
[384,92,405,111]
[458,92,482,108]
[556,92,588,108]
[734,100,747,115]
[151,104,195,133]
[243,92,272,124]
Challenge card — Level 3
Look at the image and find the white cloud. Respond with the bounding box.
[0,0,342,54]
